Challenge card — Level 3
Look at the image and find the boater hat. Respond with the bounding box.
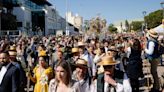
[8,46,17,56]
[9,51,17,56]
[72,47,79,53]
[77,42,86,47]
[75,58,88,68]
[97,56,120,66]
[147,29,158,38]
[9,46,16,51]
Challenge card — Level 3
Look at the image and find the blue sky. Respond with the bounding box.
[49,0,163,24]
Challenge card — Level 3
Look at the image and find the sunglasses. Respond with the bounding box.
[103,65,113,70]
[78,46,85,48]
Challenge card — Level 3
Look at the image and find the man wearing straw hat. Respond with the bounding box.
[71,47,80,63]
[91,56,132,92]
[77,41,96,80]
[73,58,92,92]
[68,47,80,72]
[8,45,27,92]
[144,29,160,92]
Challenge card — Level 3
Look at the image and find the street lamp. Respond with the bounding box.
[120,22,123,33]
[161,2,164,18]
[0,8,2,32]
[142,11,147,29]
[65,0,69,36]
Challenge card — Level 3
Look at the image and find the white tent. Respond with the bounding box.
[153,24,164,35]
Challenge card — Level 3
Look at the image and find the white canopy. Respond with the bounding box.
[153,24,164,35]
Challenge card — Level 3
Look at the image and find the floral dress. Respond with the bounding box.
[33,65,53,92]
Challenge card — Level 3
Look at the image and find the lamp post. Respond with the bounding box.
[0,8,2,32]
[161,2,164,18]
[120,22,123,33]
[142,11,147,29]
[65,0,69,36]
[160,2,164,18]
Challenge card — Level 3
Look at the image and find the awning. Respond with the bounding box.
[154,24,164,35]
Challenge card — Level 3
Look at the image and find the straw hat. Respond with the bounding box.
[147,29,158,38]
[97,56,120,66]
[38,50,47,57]
[9,46,16,51]
[8,46,17,56]
[77,42,86,47]
[9,51,17,56]
[162,19,164,23]
[72,47,79,53]
[75,58,88,68]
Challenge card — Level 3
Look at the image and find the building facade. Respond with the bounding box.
[0,0,67,36]
[113,18,143,33]
[66,12,83,35]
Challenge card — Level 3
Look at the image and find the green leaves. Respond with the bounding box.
[130,21,143,32]
[145,9,163,28]
[108,24,117,33]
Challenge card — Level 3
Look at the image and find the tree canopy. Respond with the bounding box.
[108,24,117,33]
[130,21,143,31]
[145,9,163,28]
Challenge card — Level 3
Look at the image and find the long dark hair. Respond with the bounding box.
[132,38,141,52]
[55,61,72,86]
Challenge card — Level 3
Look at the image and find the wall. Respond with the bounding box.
[13,6,32,36]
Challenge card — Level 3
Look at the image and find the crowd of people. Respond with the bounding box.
[0,28,163,92]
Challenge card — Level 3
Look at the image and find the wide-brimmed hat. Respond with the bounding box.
[9,46,16,51]
[38,50,47,57]
[147,29,158,38]
[97,56,120,66]
[9,51,17,56]
[77,42,86,47]
[72,47,79,53]
[75,58,88,68]
[162,19,164,23]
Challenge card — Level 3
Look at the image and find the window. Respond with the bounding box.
[17,22,22,27]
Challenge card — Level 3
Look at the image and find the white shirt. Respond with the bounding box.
[90,73,132,92]
[93,54,105,63]
[126,47,131,58]
[79,79,91,92]
[80,51,96,77]
[145,41,155,55]
[105,47,108,54]
[91,80,124,92]
[0,63,11,85]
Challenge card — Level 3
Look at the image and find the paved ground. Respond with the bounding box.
[139,60,164,92]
